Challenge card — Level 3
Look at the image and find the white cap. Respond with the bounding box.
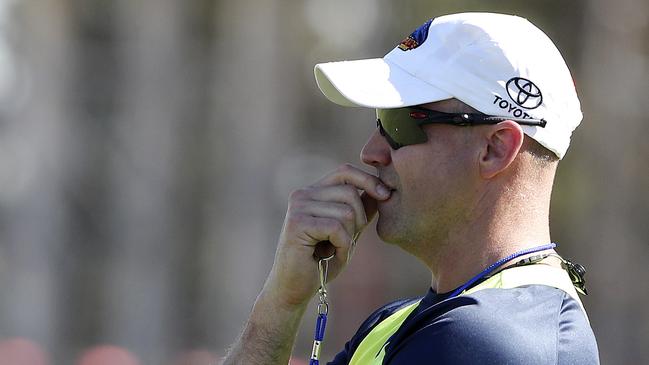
[314,12,582,159]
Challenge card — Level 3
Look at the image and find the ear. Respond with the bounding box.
[478,121,525,179]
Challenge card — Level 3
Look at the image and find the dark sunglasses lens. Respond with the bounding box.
[375,109,429,149]
[377,119,403,149]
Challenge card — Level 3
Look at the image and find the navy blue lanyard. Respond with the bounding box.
[448,242,557,297]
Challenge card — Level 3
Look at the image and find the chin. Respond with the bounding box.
[375,215,404,245]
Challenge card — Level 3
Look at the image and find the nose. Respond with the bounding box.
[361,128,392,167]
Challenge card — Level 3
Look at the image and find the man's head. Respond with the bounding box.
[313,12,580,253]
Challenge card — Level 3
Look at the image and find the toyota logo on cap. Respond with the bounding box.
[506,77,543,109]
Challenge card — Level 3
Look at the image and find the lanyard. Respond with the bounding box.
[448,242,557,297]
[309,254,333,365]
[307,242,557,364]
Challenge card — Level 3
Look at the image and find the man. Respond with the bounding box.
[223,12,599,364]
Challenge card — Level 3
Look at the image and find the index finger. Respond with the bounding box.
[314,164,391,201]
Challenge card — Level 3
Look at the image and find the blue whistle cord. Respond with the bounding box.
[449,242,556,298]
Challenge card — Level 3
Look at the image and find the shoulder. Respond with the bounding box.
[386,285,599,364]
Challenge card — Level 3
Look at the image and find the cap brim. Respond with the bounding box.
[314,58,451,109]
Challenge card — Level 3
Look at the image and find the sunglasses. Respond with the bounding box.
[376,107,547,150]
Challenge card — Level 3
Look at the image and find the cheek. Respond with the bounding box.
[392,149,439,204]
[392,144,468,207]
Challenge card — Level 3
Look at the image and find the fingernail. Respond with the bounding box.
[377,184,390,198]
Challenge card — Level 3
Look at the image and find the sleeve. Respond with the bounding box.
[557,295,600,364]
[384,286,599,365]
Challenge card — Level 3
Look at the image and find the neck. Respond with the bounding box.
[425,181,553,294]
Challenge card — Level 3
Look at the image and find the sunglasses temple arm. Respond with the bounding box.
[472,116,547,127]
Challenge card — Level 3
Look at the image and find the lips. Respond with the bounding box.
[379,181,397,201]
[380,180,397,192]
[378,172,397,195]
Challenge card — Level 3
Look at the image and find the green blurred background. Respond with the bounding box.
[0,0,647,363]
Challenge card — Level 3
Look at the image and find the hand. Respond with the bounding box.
[261,163,391,310]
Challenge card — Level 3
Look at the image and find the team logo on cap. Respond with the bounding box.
[506,77,543,109]
[398,19,432,51]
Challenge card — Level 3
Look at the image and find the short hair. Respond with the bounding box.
[522,137,559,166]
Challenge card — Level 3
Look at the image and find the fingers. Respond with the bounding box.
[294,200,358,239]
[269,164,386,304]
[283,163,388,267]
[304,186,366,232]
[286,214,353,262]
[315,163,391,202]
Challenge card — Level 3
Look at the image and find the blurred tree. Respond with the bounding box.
[0,0,647,363]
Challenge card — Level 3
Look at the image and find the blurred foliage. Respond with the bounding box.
[0,0,646,363]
